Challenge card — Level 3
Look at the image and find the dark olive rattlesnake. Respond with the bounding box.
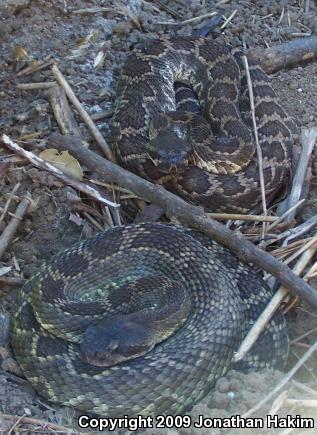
[11,224,288,416]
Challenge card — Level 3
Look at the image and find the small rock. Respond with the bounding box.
[215,377,231,393]
[210,391,229,409]
[1,356,23,376]
[24,407,31,416]
[112,21,132,36]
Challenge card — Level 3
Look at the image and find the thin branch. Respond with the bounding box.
[0,193,32,260]
[16,55,54,76]
[248,35,317,73]
[242,55,267,217]
[278,127,317,219]
[283,234,317,266]
[208,213,276,222]
[47,85,85,138]
[292,379,317,397]
[17,82,57,90]
[284,398,317,408]
[220,9,237,29]
[1,414,78,434]
[234,289,288,363]
[266,199,305,232]
[90,109,113,121]
[153,0,182,20]
[2,135,119,209]
[290,327,317,345]
[264,214,317,249]
[0,182,21,226]
[72,7,113,14]
[51,64,114,161]
[154,11,217,25]
[72,6,142,30]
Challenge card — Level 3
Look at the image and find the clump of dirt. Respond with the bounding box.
[1,0,317,433]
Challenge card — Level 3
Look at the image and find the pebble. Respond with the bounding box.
[1,356,23,376]
[112,21,132,36]
[210,391,229,409]
[215,377,231,393]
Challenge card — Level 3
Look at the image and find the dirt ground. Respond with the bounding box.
[0,0,317,433]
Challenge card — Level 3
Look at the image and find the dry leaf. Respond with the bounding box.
[94,50,105,69]
[39,148,83,181]
[12,46,29,62]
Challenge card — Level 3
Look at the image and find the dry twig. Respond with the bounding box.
[2,135,119,210]
[0,193,32,260]
[153,0,182,20]
[72,7,113,14]
[1,414,78,434]
[208,213,276,222]
[242,55,267,219]
[154,11,217,25]
[220,9,237,29]
[266,199,305,232]
[90,109,113,121]
[17,82,57,90]
[249,35,317,73]
[292,379,317,397]
[0,183,21,226]
[16,55,54,76]
[284,398,317,408]
[278,127,317,219]
[47,85,84,139]
[51,64,114,161]
[264,215,317,249]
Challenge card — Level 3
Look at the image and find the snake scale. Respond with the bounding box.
[11,37,292,416]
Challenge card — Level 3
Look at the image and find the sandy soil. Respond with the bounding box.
[0,0,317,433]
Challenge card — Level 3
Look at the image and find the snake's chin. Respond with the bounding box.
[80,351,123,367]
[80,343,155,367]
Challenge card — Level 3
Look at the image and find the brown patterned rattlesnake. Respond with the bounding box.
[112,37,295,212]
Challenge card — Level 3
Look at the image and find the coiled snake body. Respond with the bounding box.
[11,38,292,416]
[112,37,295,212]
[12,224,288,416]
